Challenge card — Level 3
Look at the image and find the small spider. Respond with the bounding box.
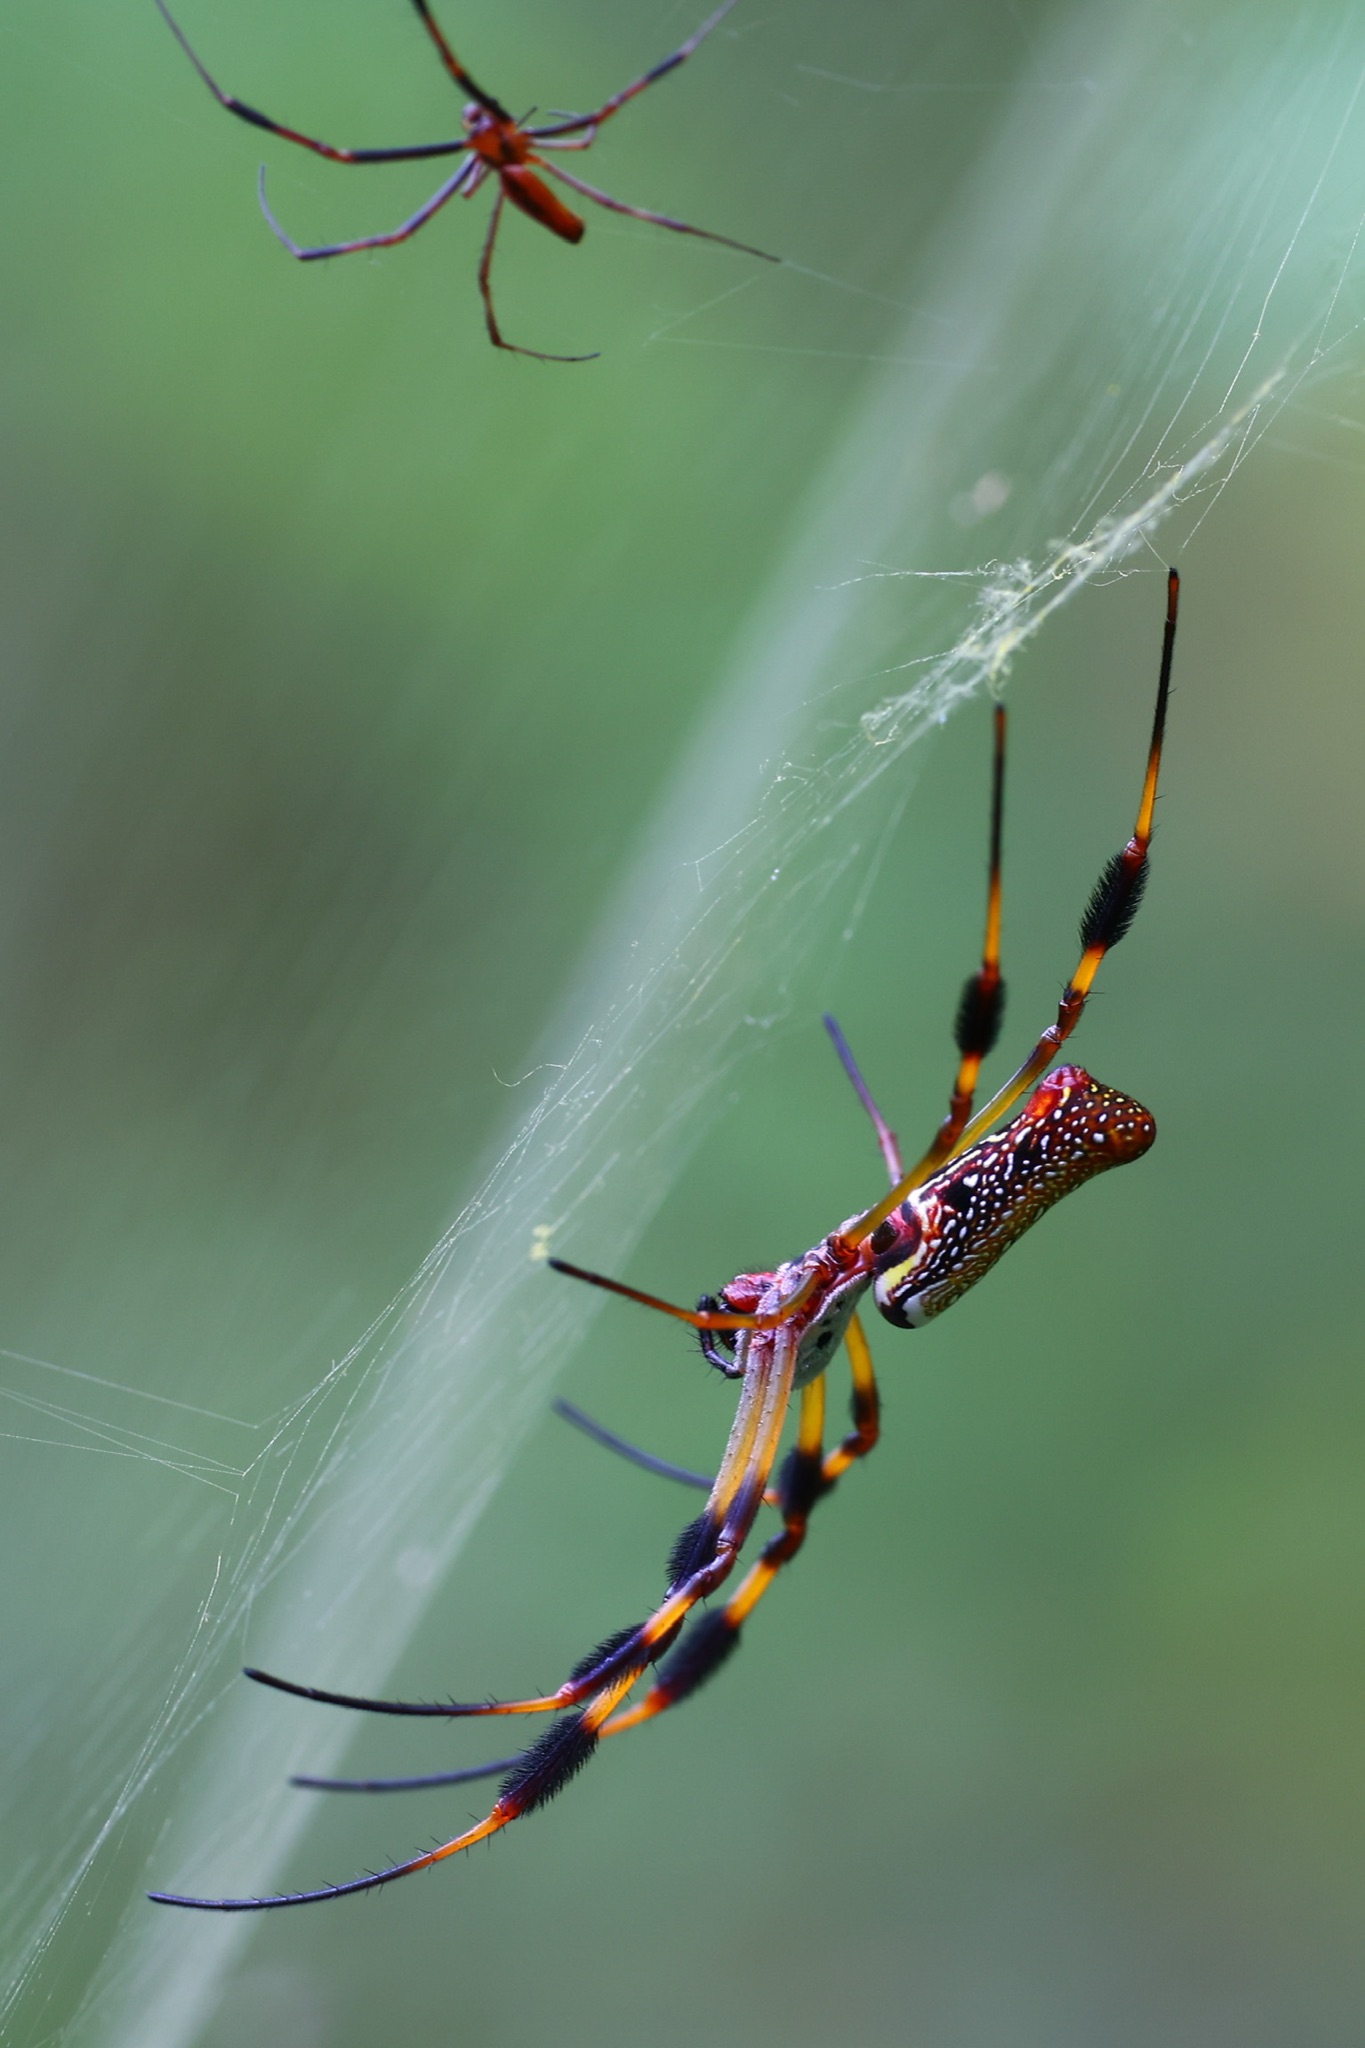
[149,572,1181,1913]
[155,0,778,361]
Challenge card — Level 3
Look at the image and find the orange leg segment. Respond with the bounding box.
[851,567,1179,1245]
[944,566,1179,1163]
[153,1338,798,1907]
[602,1312,881,1742]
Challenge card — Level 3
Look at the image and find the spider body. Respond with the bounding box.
[155,0,775,360]
[456,104,583,241]
[149,574,1181,1916]
[871,1064,1156,1327]
[701,1063,1155,1381]
[709,1232,869,1391]
[490,162,586,245]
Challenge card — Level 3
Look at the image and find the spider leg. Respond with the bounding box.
[820,1308,882,1485]
[291,1755,520,1794]
[604,1312,882,1737]
[528,0,742,142]
[565,1324,798,1728]
[147,1728,595,1910]
[155,0,470,164]
[477,186,507,346]
[849,569,1179,1248]
[553,1398,713,1492]
[477,187,601,363]
[258,159,476,262]
[890,701,1008,1187]
[825,704,1005,1192]
[533,160,778,262]
[605,1371,828,1737]
[823,1014,903,1184]
[822,679,1002,1196]
[406,0,511,121]
[943,568,1179,1160]
[243,1334,793,1725]
[553,1396,783,1503]
[290,1379,790,1794]
[548,1256,820,1331]
[151,1337,795,1910]
[523,133,604,155]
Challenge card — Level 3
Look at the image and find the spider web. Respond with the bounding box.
[6,2,1365,2041]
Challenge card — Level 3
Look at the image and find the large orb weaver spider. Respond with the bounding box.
[154,0,778,362]
[149,571,1180,1912]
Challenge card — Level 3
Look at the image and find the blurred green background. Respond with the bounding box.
[2,0,1364,2043]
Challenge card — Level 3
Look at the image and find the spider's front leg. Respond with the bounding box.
[301,1331,874,1798]
[150,1330,797,1910]
[603,1310,882,1741]
[155,0,473,165]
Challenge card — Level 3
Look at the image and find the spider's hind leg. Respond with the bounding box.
[155,0,473,167]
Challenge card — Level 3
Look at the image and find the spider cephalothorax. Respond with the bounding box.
[151,573,1180,1915]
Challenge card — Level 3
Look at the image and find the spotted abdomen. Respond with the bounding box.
[871,1066,1155,1329]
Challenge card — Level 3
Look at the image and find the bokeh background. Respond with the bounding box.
[2,0,1364,2043]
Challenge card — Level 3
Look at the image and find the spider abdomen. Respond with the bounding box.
[872,1065,1155,1329]
[500,166,586,243]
